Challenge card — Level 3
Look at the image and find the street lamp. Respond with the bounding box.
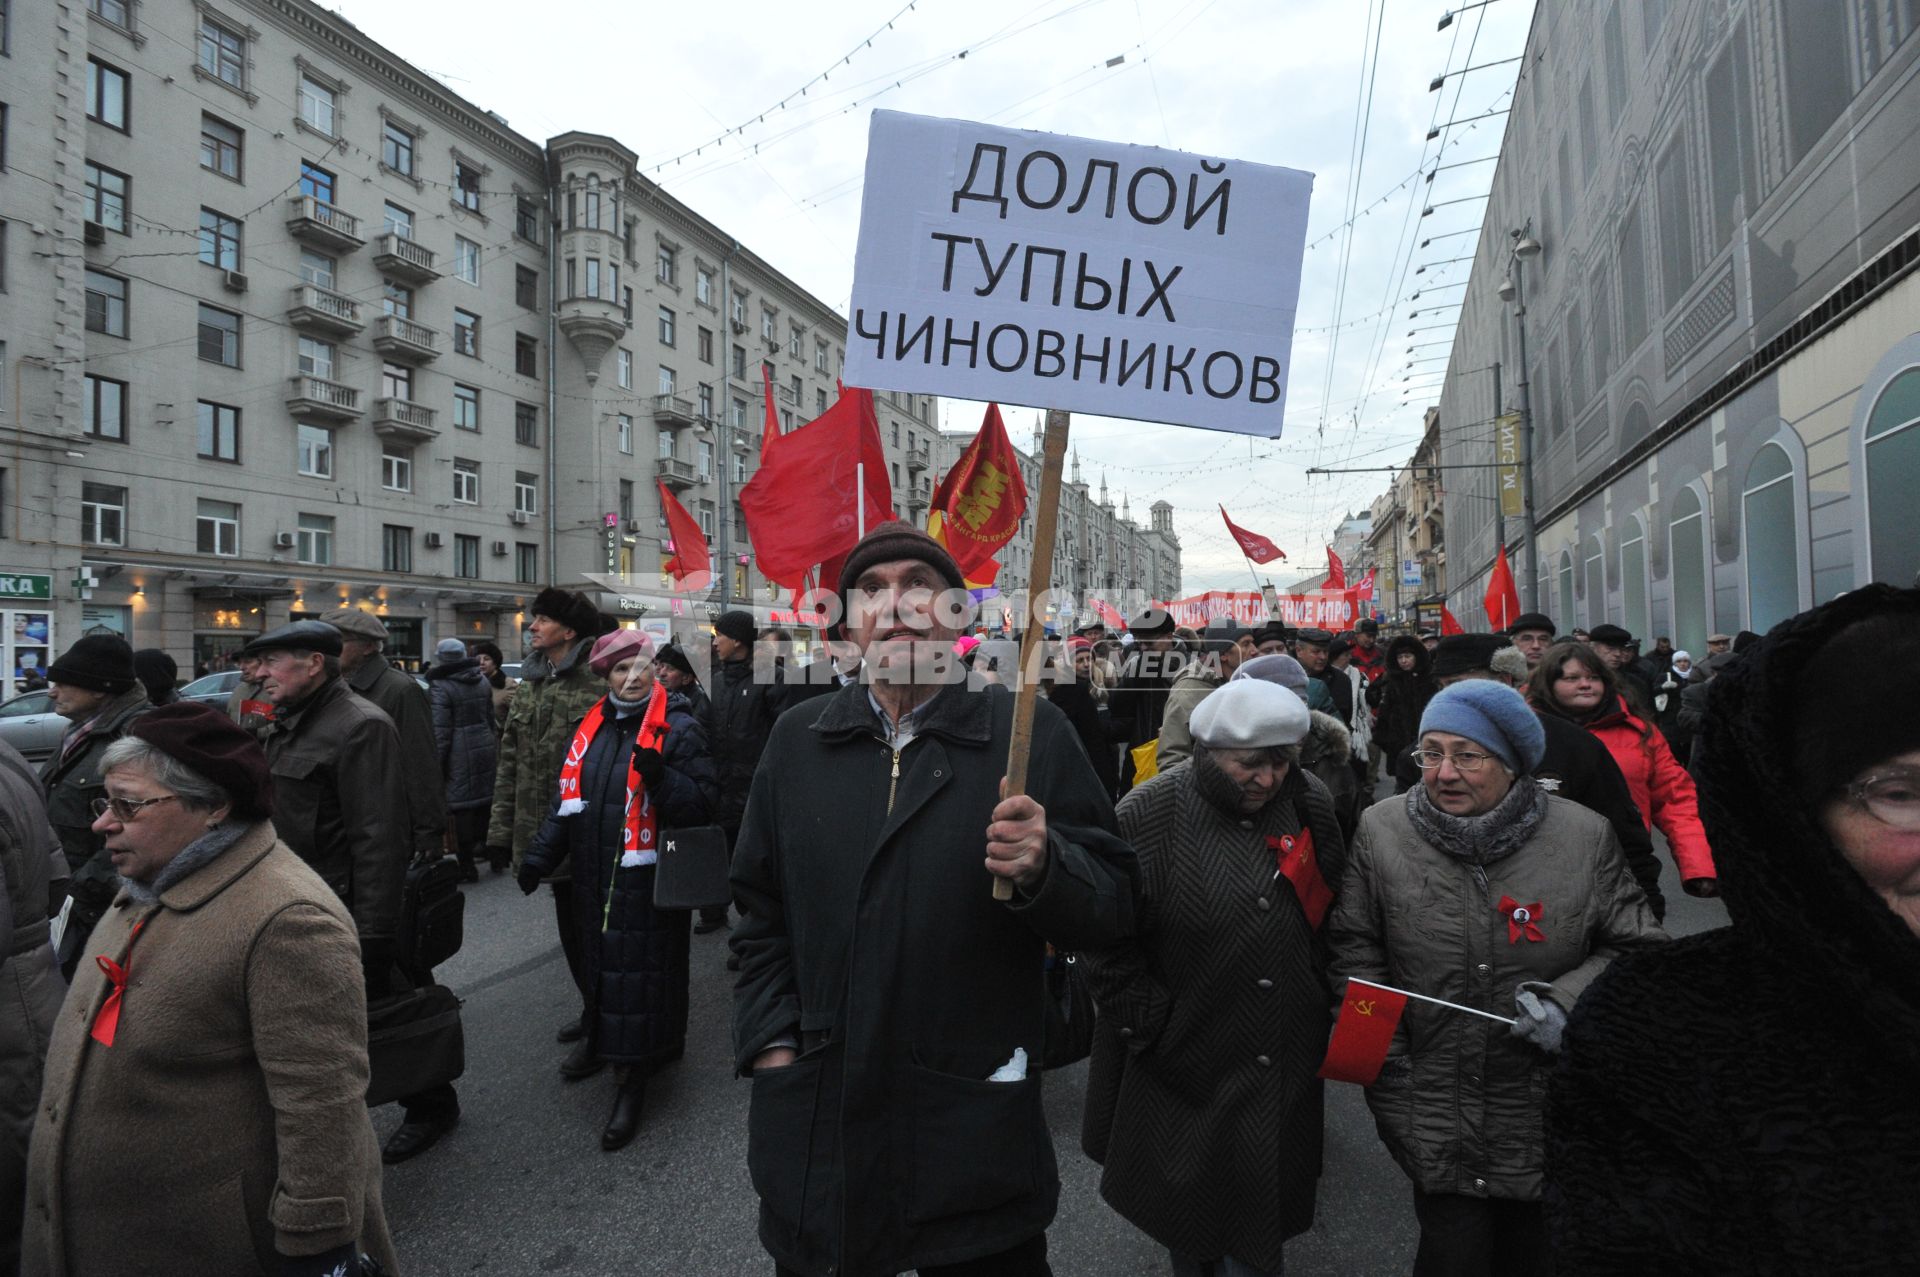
[1429,56,1520,91]
[1500,222,1543,610]
[1438,0,1503,30]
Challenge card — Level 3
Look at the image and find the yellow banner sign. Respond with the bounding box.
[1496,412,1524,518]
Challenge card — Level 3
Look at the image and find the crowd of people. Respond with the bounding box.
[0,523,1912,1275]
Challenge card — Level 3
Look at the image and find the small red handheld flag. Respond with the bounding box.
[1319,978,1409,1085]
[1221,506,1286,564]
[1439,605,1465,636]
[1483,544,1521,631]
[1269,830,1332,930]
[1325,547,1348,590]
[638,677,670,752]
[656,479,712,592]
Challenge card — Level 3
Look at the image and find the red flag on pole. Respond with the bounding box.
[1355,566,1378,600]
[1221,506,1286,564]
[656,479,711,592]
[1318,978,1409,1085]
[1092,598,1127,630]
[1325,546,1348,590]
[926,404,1028,576]
[1483,544,1521,631]
[740,386,893,591]
[1269,830,1332,929]
[1440,605,1465,635]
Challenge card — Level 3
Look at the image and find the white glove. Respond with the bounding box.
[1510,981,1568,1054]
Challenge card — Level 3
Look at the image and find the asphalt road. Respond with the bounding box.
[379,816,1725,1277]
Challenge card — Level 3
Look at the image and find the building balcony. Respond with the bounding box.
[370,313,440,363]
[285,196,364,252]
[371,232,439,283]
[655,457,699,490]
[370,397,438,444]
[652,394,697,428]
[285,374,362,421]
[286,284,365,337]
[556,297,628,383]
[906,445,931,474]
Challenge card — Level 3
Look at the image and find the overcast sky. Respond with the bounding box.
[330,0,1535,593]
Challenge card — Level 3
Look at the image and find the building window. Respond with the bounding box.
[1557,551,1575,633]
[197,400,239,461]
[515,543,539,584]
[659,306,676,347]
[731,291,747,327]
[453,309,479,356]
[1582,535,1606,629]
[296,512,333,566]
[1740,443,1801,631]
[84,269,128,336]
[381,362,412,401]
[514,471,538,516]
[657,429,674,460]
[1782,2,1852,166]
[381,446,412,492]
[382,120,415,176]
[380,282,411,319]
[696,268,714,306]
[698,503,714,540]
[515,196,540,243]
[453,159,481,212]
[583,187,601,230]
[82,483,126,545]
[297,336,335,380]
[197,15,246,90]
[200,114,242,179]
[1619,516,1648,639]
[789,322,803,359]
[697,327,714,365]
[697,440,713,481]
[1864,368,1920,589]
[90,0,132,27]
[616,414,633,454]
[453,384,480,431]
[733,449,746,484]
[88,58,130,130]
[730,397,747,430]
[383,201,413,239]
[791,374,802,405]
[515,265,537,310]
[84,162,129,233]
[1617,203,1648,355]
[732,344,747,379]
[816,340,829,373]
[515,333,537,377]
[1704,23,1759,254]
[198,208,240,269]
[454,236,480,284]
[381,524,412,573]
[658,367,675,397]
[515,401,539,446]
[298,76,335,135]
[197,305,240,366]
[453,458,479,504]
[617,349,633,389]
[816,388,827,414]
[657,244,676,285]
[697,383,714,421]
[197,499,239,556]
[583,258,602,299]
[297,160,334,203]
[761,309,776,342]
[297,423,333,478]
[1668,486,1710,655]
[85,375,126,440]
[1655,134,1695,311]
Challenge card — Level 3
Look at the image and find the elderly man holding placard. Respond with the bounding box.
[730,525,1136,1277]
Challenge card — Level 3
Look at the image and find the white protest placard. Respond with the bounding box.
[845,111,1314,438]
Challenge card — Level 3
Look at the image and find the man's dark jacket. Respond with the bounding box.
[425,660,497,812]
[263,676,409,943]
[730,681,1137,1277]
[706,655,786,833]
[348,657,447,856]
[40,687,147,971]
[1394,709,1663,918]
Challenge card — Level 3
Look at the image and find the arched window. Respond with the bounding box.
[1865,368,1920,587]
[1669,485,1710,654]
[1558,551,1576,633]
[1742,442,1802,632]
[1620,516,1649,639]
[1582,535,1607,629]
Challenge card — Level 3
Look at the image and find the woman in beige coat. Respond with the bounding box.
[23,702,396,1277]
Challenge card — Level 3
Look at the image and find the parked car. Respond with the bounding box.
[0,690,66,764]
[179,670,243,709]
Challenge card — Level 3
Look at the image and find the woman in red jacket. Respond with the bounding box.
[1528,642,1720,896]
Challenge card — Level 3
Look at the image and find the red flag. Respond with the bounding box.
[638,677,670,752]
[1269,829,1332,929]
[1221,506,1286,564]
[740,386,893,591]
[1092,598,1126,630]
[1440,605,1465,635]
[927,404,1028,575]
[1355,566,1377,600]
[1483,544,1521,631]
[655,479,711,592]
[1325,547,1348,590]
[760,363,782,463]
[1319,978,1409,1085]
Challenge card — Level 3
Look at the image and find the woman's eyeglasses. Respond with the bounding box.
[1412,749,1493,773]
[90,794,179,822]
[1844,770,1920,831]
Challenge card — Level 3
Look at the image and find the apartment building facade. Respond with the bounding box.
[1433,0,1920,649]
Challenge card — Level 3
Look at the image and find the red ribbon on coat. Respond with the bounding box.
[1497,895,1545,944]
[89,918,146,1047]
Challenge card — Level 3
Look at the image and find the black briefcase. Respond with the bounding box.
[366,983,465,1107]
[398,856,465,975]
[652,825,732,911]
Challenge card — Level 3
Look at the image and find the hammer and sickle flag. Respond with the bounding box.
[1319,978,1409,1086]
[926,403,1028,580]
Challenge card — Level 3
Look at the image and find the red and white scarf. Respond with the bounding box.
[557,681,671,867]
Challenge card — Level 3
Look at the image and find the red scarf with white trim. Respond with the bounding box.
[556,682,671,867]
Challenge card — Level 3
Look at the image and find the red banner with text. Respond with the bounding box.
[1165,589,1363,631]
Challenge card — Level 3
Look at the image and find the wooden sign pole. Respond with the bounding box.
[994,408,1071,901]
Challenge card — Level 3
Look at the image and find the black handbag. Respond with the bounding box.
[651,824,733,911]
[366,983,465,1107]
[1041,946,1096,1069]
[397,856,465,976]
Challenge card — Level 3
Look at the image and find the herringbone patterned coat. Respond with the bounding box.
[1081,757,1345,1270]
